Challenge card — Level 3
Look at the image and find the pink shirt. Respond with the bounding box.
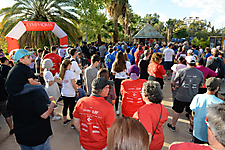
[195,65,217,88]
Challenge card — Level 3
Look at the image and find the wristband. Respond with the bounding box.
[51,101,56,105]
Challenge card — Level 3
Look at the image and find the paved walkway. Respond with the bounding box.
[2,79,221,150]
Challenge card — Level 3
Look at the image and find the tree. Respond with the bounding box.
[0,0,80,48]
[144,13,160,26]
[106,0,128,43]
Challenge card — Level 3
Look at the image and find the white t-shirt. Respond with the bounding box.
[163,48,175,62]
[111,62,128,79]
[43,69,54,88]
[126,61,131,71]
[70,58,82,81]
[61,70,76,97]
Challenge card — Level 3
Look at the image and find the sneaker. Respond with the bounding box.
[9,129,15,134]
[116,110,120,115]
[71,124,75,129]
[63,120,71,125]
[167,123,176,131]
[189,128,193,134]
[51,116,61,121]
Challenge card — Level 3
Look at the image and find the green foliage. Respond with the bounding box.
[144,13,159,26]
[172,28,188,38]
[192,37,210,49]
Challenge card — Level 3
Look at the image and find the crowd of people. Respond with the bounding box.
[0,40,225,150]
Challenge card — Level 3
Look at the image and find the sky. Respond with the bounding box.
[1,0,225,29]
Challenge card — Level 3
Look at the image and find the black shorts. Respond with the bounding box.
[172,98,192,114]
[101,57,104,62]
[164,61,173,70]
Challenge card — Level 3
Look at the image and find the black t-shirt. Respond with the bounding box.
[90,46,97,56]
[0,64,11,79]
[81,45,90,59]
[0,74,7,101]
[139,59,150,80]
[8,90,52,146]
[5,63,34,95]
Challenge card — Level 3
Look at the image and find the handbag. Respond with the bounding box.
[152,104,162,140]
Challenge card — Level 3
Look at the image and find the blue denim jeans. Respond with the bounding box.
[20,138,51,150]
[15,84,51,104]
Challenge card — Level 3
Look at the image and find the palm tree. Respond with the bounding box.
[106,0,128,43]
[0,0,80,48]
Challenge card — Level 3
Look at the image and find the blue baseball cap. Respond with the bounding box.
[12,49,34,62]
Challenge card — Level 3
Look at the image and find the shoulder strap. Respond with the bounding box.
[152,104,162,139]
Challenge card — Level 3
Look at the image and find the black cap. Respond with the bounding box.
[92,77,114,90]
[206,77,222,90]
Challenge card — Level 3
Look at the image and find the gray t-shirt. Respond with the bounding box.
[83,66,98,95]
[99,46,107,58]
[173,67,204,102]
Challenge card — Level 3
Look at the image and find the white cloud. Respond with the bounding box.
[158,13,168,23]
[129,0,137,6]
[172,0,225,29]
[148,0,157,6]
[136,11,145,18]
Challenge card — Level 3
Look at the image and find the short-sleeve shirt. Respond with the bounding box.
[204,53,211,60]
[5,63,34,95]
[173,67,204,102]
[134,103,169,150]
[134,50,144,65]
[43,53,62,75]
[61,70,76,97]
[139,59,150,80]
[121,79,147,117]
[8,91,52,146]
[105,54,115,68]
[190,94,223,142]
[169,142,212,150]
[75,88,86,102]
[127,53,134,64]
[83,67,98,95]
[73,95,115,150]
[148,62,166,79]
[43,69,54,88]
[163,48,175,62]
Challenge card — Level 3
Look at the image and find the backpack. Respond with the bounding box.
[215,59,224,78]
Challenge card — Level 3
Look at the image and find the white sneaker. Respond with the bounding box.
[54,112,59,116]
[51,116,61,121]
[116,110,120,115]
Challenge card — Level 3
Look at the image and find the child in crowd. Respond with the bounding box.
[97,68,116,105]
[42,59,61,121]
[104,47,115,80]
[75,80,86,103]
[5,49,50,102]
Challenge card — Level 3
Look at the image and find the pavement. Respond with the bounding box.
[1,79,225,150]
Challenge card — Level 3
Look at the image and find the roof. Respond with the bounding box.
[133,24,164,39]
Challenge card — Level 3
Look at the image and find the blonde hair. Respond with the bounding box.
[59,59,71,80]
[151,52,163,63]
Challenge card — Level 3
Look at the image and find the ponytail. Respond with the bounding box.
[59,59,71,80]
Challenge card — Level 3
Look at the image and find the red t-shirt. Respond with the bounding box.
[121,79,147,117]
[134,50,144,65]
[134,103,169,150]
[73,95,115,150]
[43,53,62,75]
[148,62,166,79]
[170,142,212,150]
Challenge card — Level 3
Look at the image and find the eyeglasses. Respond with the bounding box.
[205,117,210,129]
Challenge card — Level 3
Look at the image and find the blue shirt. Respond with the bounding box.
[117,46,124,53]
[190,94,223,142]
[105,54,115,68]
[131,47,136,56]
[112,51,118,57]
[76,88,86,102]
[127,54,134,64]
[194,50,199,56]
[204,53,211,60]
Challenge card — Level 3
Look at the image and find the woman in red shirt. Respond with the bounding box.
[133,81,169,150]
[148,53,166,89]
